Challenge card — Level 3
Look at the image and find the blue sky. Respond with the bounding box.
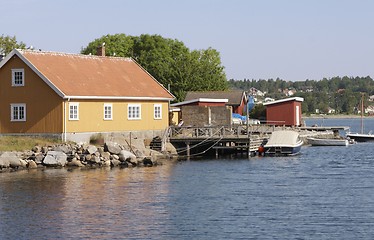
[2,0,374,81]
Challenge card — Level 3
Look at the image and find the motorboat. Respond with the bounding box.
[346,132,374,142]
[307,137,349,146]
[264,130,303,156]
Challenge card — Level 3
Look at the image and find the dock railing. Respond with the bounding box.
[169,124,276,139]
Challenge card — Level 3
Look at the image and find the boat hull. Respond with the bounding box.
[264,144,302,156]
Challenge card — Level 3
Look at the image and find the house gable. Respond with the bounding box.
[0,53,64,134]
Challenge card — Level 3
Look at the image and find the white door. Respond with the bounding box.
[296,105,300,126]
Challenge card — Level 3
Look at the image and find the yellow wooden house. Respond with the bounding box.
[0,49,174,143]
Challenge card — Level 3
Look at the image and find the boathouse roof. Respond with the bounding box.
[185,91,246,106]
[263,97,304,106]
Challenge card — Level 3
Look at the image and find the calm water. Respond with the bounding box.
[1,118,374,240]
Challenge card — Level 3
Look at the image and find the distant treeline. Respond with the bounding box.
[229,76,374,114]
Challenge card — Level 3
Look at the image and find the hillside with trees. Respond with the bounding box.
[229,76,374,115]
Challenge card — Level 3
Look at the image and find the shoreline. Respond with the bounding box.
[303,114,374,119]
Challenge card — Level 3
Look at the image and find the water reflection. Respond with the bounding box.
[0,164,175,239]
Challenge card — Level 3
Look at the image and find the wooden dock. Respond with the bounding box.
[167,125,273,157]
[158,124,350,158]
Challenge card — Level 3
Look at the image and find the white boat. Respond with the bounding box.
[307,137,348,146]
[346,132,374,142]
[346,94,374,142]
[264,130,303,156]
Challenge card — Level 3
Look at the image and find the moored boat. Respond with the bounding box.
[346,132,374,142]
[264,130,303,156]
[307,137,349,146]
[346,94,374,142]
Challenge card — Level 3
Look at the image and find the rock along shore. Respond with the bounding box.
[0,140,178,173]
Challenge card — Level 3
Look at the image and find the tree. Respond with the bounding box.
[249,104,266,120]
[81,34,228,101]
[81,33,134,57]
[0,35,26,55]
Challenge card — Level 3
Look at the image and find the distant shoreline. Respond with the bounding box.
[303,114,374,119]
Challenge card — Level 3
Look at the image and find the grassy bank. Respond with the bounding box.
[0,136,62,152]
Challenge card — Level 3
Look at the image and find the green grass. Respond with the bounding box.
[0,136,62,152]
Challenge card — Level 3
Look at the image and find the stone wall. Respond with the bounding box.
[181,106,232,127]
[0,130,167,145]
[66,130,166,144]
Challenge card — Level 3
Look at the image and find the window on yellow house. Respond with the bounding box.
[128,104,141,120]
[12,69,25,86]
[11,103,26,121]
[69,103,79,120]
[154,104,162,119]
[104,103,112,120]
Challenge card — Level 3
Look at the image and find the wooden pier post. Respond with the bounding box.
[186,141,190,159]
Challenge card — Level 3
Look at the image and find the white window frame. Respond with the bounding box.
[128,104,141,120]
[12,68,25,86]
[11,103,26,121]
[104,103,112,120]
[154,104,162,120]
[69,102,79,120]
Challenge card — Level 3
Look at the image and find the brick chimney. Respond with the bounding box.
[96,42,106,56]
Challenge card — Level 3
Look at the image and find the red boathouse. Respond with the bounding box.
[263,97,304,126]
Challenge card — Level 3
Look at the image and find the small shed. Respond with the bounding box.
[170,98,231,127]
[184,91,247,115]
[263,97,304,126]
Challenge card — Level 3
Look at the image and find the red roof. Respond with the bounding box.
[2,49,174,100]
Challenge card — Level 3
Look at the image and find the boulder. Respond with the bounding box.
[74,152,81,160]
[0,152,21,168]
[43,151,67,167]
[143,157,153,167]
[127,157,138,166]
[103,160,111,167]
[126,138,147,152]
[32,145,42,153]
[149,149,168,161]
[111,159,121,167]
[119,161,129,168]
[67,158,84,167]
[97,147,105,155]
[52,144,72,154]
[119,150,136,162]
[27,160,38,169]
[86,145,98,154]
[90,156,101,164]
[85,154,92,161]
[101,151,111,160]
[104,142,123,155]
[0,157,10,168]
[34,153,44,164]
[133,149,146,158]
[20,159,28,168]
[41,146,49,153]
[165,142,177,155]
